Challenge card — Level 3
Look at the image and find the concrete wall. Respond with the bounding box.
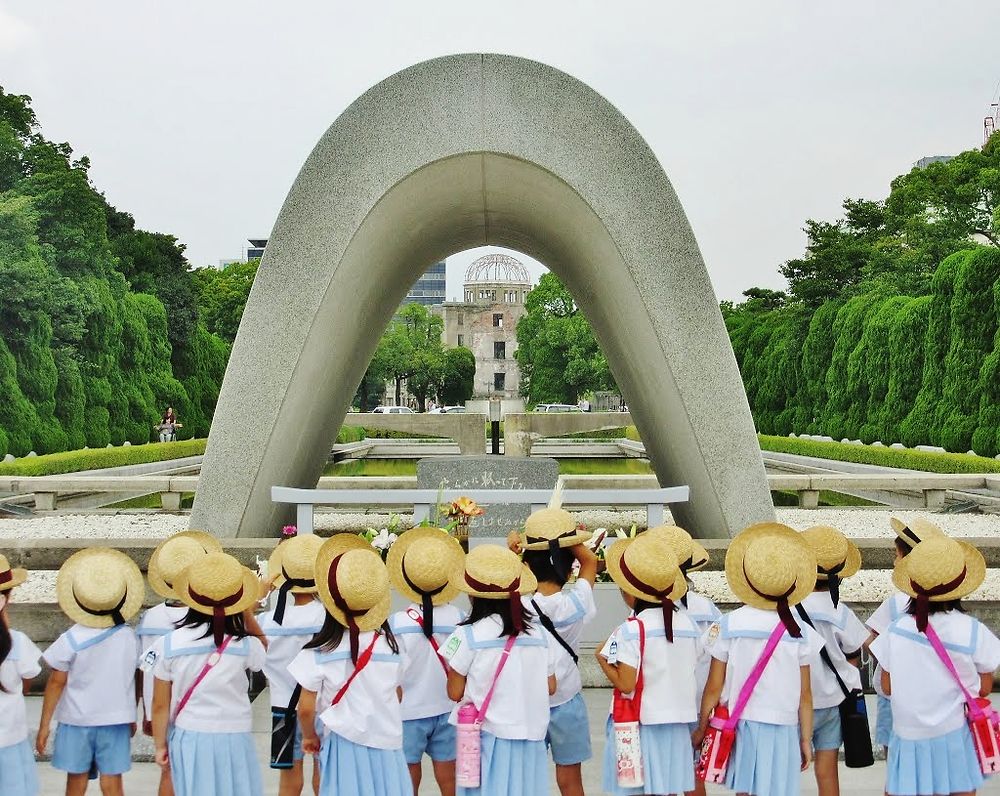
[504,412,635,456]
[343,413,486,455]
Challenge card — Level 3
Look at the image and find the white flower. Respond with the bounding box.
[371,528,398,551]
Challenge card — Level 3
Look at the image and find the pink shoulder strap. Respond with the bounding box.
[475,634,518,723]
[726,621,786,729]
[923,622,987,721]
[172,636,232,722]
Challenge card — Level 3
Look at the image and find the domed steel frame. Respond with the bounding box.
[464,253,531,285]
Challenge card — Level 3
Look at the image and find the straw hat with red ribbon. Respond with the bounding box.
[268,534,323,625]
[450,544,537,634]
[606,534,687,642]
[315,534,392,664]
[175,552,261,647]
[892,537,985,632]
[56,548,145,629]
[890,516,945,548]
[646,524,712,573]
[521,480,591,581]
[387,527,464,639]
[800,525,861,607]
[0,554,28,595]
[725,523,817,638]
[148,530,222,600]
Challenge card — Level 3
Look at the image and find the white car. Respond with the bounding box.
[372,406,415,414]
[535,403,584,412]
[428,406,466,414]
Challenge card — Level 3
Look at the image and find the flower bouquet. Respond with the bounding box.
[440,496,484,549]
[360,512,402,560]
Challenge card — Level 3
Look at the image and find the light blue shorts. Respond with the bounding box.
[546,693,592,765]
[812,706,842,751]
[875,695,892,748]
[403,713,456,764]
[51,723,131,776]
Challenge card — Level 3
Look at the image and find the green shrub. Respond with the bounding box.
[0,438,207,476]
[335,426,366,444]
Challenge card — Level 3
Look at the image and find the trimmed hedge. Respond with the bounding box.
[759,435,1000,474]
[336,426,366,444]
[0,439,207,477]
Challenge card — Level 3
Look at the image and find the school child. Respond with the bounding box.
[870,536,1000,796]
[151,551,267,796]
[696,522,824,796]
[864,516,945,753]
[797,526,869,796]
[441,544,557,796]
[387,528,467,796]
[38,547,144,796]
[260,533,326,796]
[0,554,42,796]
[596,532,703,796]
[288,534,411,796]
[510,505,597,796]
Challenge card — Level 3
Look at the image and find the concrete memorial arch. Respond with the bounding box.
[192,53,774,539]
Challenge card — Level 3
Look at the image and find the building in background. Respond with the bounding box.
[434,253,532,400]
[405,260,447,305]
[246,238,267,260]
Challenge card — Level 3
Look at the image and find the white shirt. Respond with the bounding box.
[703,605,824,726]
[680,590,722,698]
[136,602,187,717]
[442,615,556,741]
[870,611,1000,740]
[153,626,266,733]
[0,630,42,746]
[865,592,908,697]
[523,579,597,707]
[44,623,140,727]
[390,603,465,720]
[798,592,868,709]
[599,607,702,725]
[288,631,405,750]
[261,599,326,708]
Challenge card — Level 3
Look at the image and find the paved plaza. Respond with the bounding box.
[23,690,905,795]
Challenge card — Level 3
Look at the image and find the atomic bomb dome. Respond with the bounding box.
[463,253,532,285]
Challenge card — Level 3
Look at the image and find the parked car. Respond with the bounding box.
[372,405,415,414]
[428,406,466,414]
[534,403,584,412]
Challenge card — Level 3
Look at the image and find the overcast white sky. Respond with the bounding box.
[2,1,998,301]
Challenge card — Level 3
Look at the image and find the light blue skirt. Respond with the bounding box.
[458,733,548,796]
[319,732,410,796]
[168,728,263,796]
[0,739,38,796]
[886,725,985,795]
[725,720,800,796]
[601,718,696,795]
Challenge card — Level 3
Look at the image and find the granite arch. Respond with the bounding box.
[192,54,774,538]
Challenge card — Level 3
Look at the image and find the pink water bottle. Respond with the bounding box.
[455,702,481,787]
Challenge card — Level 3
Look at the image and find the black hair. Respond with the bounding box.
[0,597,10,693]
[176,608,249,640]
[894,537,914,558]
[633,598,678,616]
[460,596,535,637]
[905,598,965,617]
[523,548,574,588]
[304,611,400,655]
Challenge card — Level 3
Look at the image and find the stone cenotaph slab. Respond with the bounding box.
[417,455,559,541]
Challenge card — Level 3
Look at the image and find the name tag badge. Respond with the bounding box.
[140,650,158,672]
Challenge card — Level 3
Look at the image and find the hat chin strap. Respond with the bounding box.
[329,554,369,663]
[73,587,128,627]
[818,561,846,607]
[911,568,966,632]
[0,570,12,587]
[187,585,245,647]
[743,561,801,638]
[401,558,446,639]
[619,557,675,642]
[273,565,316,626]
[464,572,525,634]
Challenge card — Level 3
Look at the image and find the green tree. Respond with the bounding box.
[439,346,476,405]
[192,260,259,343]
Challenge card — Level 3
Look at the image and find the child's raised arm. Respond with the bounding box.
[570,543,598,586]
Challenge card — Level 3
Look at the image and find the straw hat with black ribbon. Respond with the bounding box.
[645,524,711,608]
[890,516,945,548]
[450,544,537,634]
[606,534,687,642]
[521,480,591,581]
[268,534,324,625]
[148,530,222,600]
[800,525,862,607]
[892,536,985,632]
[56,548,145,629]
[725,523,817,638]
[175,552,261,647]
[387,527,464,640]
[0,554,28,595]
[315,534,392,664]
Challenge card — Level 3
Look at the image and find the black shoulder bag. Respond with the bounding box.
[531,599,579,664]
[270,684,302,769]
[796,604,874,768]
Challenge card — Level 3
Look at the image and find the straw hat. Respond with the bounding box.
[521,508,591,551]
[175,552,261,618]
[269,534,324,595]
[450,544,537,599]
[893,537,985,606]
[0,554,28,593]
[890,516,945,548]
[315,534,391,633]
[148,530,223,600]
[725,523,817,613]
[606,535,687,604]
[645,524,713,574]
[56,548,144,629]
[387,527,464,606]
[687,540,711,572]
[801,525,861,580]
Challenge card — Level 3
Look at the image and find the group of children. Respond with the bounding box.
[0,509,997,796]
